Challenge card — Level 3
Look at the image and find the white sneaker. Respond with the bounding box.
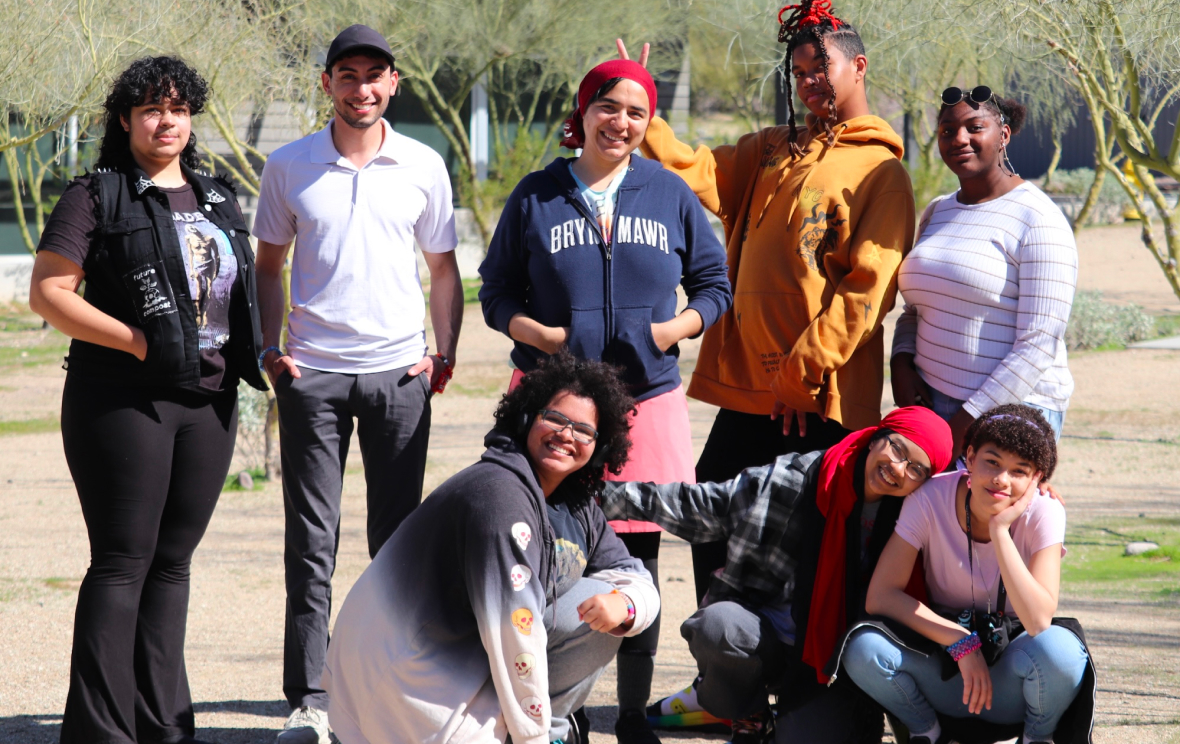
[277,706,331,744]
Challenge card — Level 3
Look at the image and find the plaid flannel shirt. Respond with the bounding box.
[600,450,823,606]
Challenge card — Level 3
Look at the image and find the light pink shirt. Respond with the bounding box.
[895,470,1065,618]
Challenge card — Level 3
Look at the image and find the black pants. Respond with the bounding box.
[691,409,850,603]
[59,375,238,744]
[616,531,661,711]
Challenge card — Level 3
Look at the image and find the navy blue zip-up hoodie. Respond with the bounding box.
[479,156,731,401]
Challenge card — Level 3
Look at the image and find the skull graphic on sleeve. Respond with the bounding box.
[514,653,536,679]
[521,696,544,721]
[511,608,534,635]
[510,522,532,551]
[509,564,532,591]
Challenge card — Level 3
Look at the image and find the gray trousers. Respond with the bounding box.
[681,601,791,721]
[275,364,431,710]
[546,578,625,742]
[682,601,885,744]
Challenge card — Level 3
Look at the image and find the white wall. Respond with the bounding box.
[0,255,33,304]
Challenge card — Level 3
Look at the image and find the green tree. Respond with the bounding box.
[989,0,1180,300]
[311,0,682,244]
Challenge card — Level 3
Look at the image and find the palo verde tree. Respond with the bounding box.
[2,0,162,253]
[687,0,784,132]
[173,0,327,198]
[990,0,1180,300]
[311,0,682,245]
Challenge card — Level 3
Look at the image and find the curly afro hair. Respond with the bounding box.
[96,56,209,172]
[492,350,636,506]
[964,404,1057,481]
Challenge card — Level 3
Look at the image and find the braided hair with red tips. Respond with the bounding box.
[776,0,864,158]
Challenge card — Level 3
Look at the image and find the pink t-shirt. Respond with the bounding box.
[895,470,1066,618]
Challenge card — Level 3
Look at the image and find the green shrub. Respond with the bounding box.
[1066,290,1156,350]
[235,385,270,474]
[1040,168,1131,226]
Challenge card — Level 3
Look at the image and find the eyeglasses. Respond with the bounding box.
[941,86,994,107]
[884,435,931,482]
[537,410,598,444]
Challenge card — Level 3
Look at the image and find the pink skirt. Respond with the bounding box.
[508,370,696,533]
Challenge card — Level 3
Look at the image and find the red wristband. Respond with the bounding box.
[431,353,453,394]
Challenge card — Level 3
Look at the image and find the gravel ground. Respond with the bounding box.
[1,223,1178,744]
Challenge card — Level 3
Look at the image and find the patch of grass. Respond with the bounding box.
[1062,517,1180,597]
[0,305,45,331]
[0,417,60,436]
[462,278,482,304]
[222,467,268,492]
[1155,313,1180,338]
[44,577,81,592]
[0,337,71,369]
[422,278,484,305]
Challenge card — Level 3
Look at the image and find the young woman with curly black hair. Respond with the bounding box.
[322,352,661,744]
[892,91,1078,458]
[28,56,265,744]
[839,404,1091,744]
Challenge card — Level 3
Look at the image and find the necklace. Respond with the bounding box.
[964,483,1001,614]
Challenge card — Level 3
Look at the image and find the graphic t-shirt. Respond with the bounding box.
[546,500,589,598]
[161,185,239,390]
[37,179,242,392]
[569,162,627,245]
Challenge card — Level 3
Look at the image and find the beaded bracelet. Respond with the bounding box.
[611,589,636,625]
[947,631,981,662]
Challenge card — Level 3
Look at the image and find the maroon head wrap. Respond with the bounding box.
[560,60,658,150]
[801,406,952,682]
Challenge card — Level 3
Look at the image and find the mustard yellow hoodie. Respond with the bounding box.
[640,115,915,430]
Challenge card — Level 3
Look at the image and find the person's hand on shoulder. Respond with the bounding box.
[1040,482,1065,508]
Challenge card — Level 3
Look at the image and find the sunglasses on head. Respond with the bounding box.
[941,86,994,107]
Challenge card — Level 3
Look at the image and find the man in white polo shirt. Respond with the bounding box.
[252,24,463,744]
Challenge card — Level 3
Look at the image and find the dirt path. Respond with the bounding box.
[1,222,1178,743]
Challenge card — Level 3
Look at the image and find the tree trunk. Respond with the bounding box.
[1073,166,1104,231]
[2,146,36,255]
[1043,125,1063,190]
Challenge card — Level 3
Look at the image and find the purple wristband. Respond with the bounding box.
[947,631,981,662]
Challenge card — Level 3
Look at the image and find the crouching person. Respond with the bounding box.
[600,407,952,743]
[323,351,660,744]
[837,405,1093,744]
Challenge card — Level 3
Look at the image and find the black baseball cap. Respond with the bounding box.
[325,25,394,72]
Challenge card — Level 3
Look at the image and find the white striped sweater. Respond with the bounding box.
[892,182,1077,416]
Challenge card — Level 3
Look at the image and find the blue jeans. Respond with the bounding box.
[927,387,1065,442]
[841,626,1088,741]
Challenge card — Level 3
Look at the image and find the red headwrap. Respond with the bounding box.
[560,60,658,150]
[800,406,952,682]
